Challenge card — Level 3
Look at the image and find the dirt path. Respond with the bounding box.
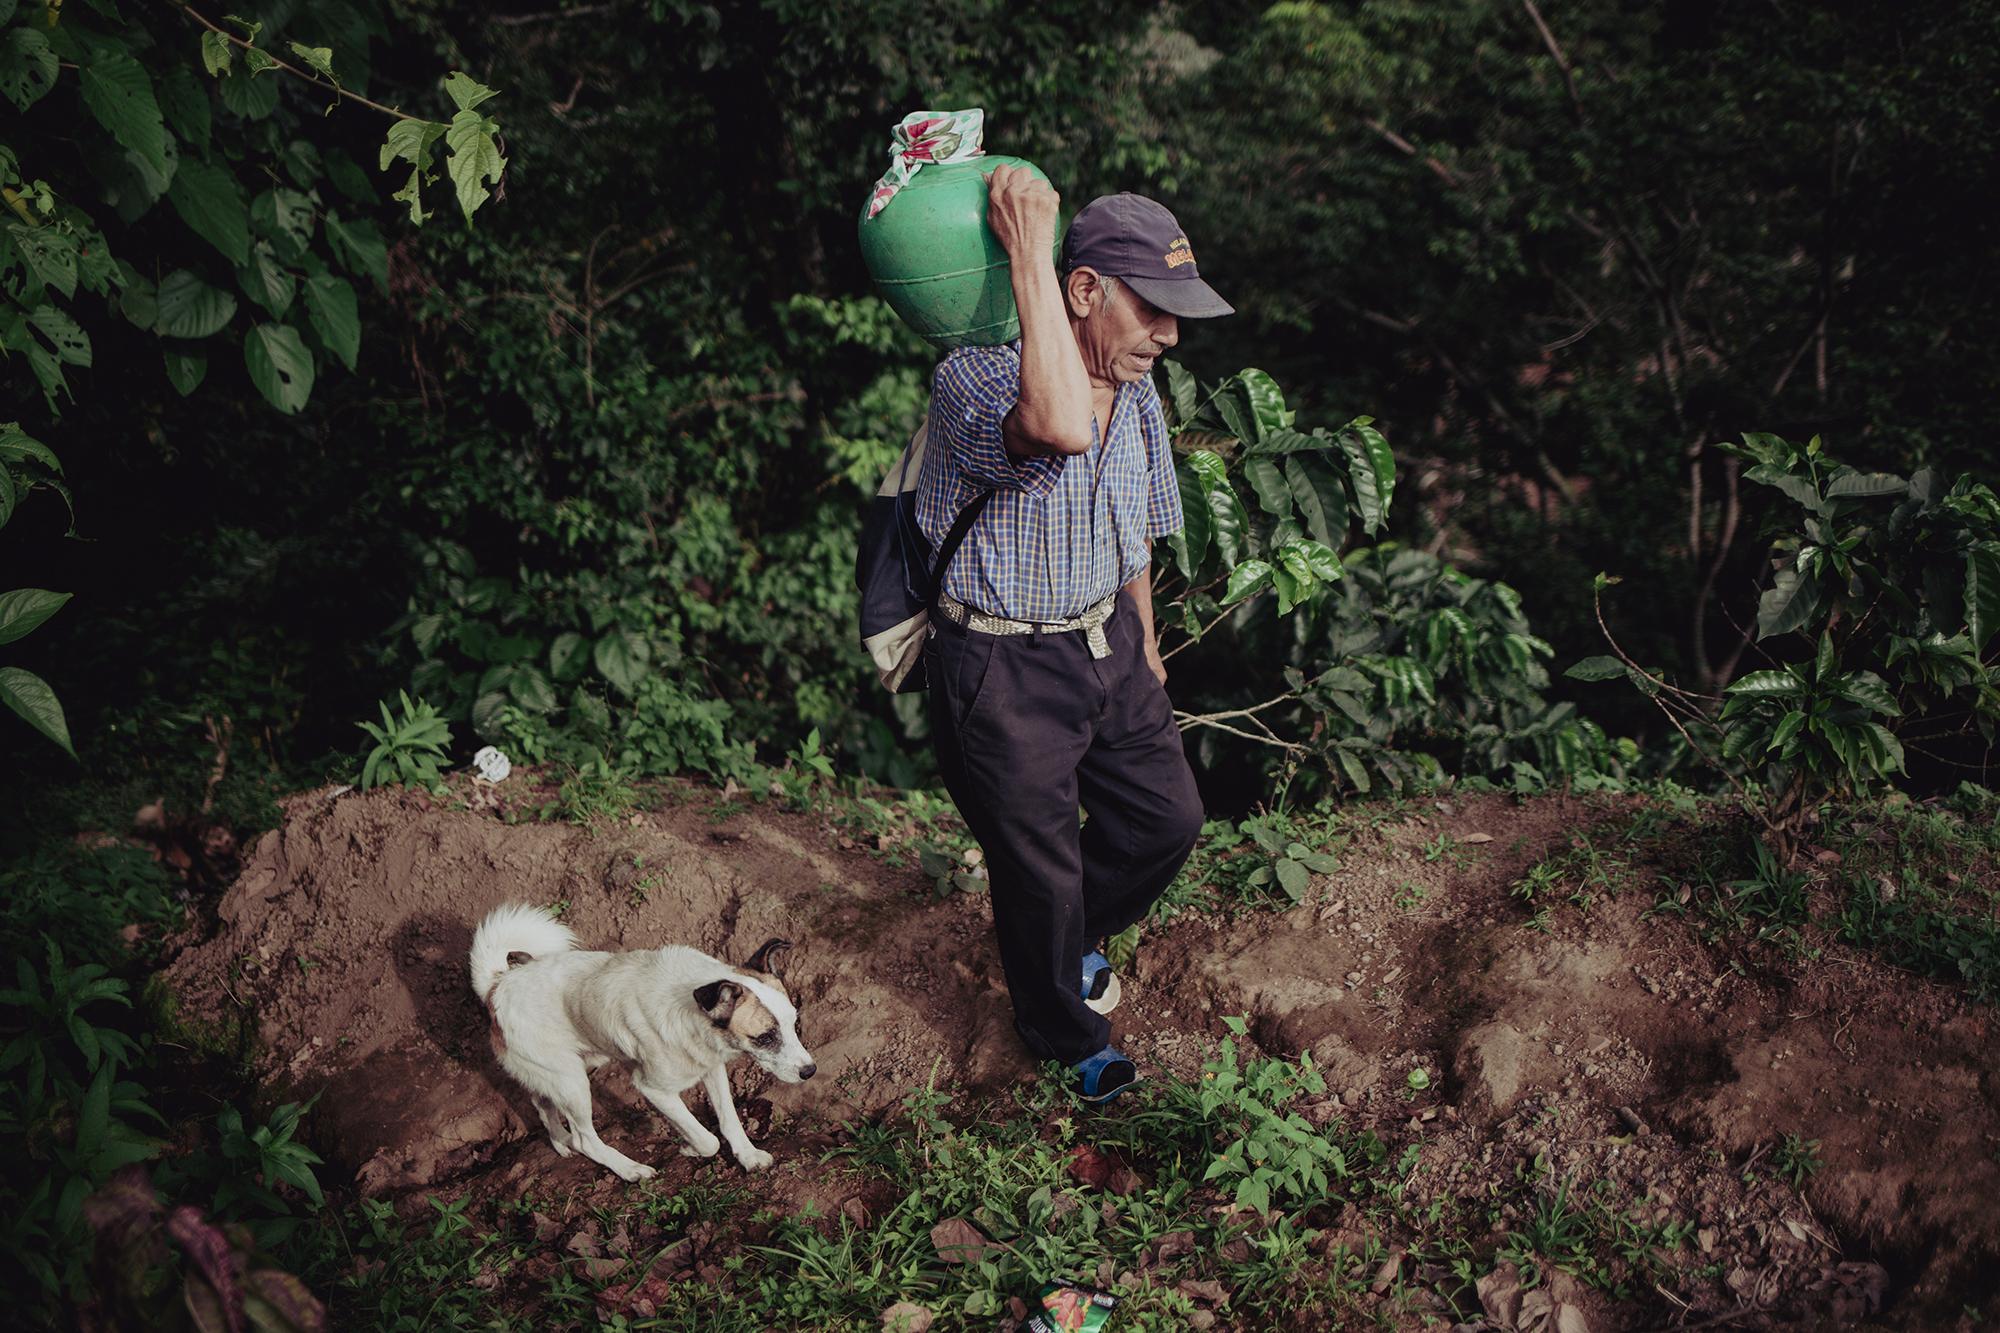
[162,777,2000,1327]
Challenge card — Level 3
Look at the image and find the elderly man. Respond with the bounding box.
[916,170,1232,1102]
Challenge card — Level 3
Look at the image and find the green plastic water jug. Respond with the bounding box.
[858,155,1053,351]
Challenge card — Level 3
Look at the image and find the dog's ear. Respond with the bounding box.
[742,937,793,978]
[693,979,741,1025]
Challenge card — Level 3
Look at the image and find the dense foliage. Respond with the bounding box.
[1,3,1996,1317]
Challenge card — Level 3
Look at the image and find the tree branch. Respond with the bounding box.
[172,3,422,121]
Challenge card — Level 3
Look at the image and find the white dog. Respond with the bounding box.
[468,903,816,1181]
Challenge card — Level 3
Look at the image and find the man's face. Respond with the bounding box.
[1072,270,1180,386]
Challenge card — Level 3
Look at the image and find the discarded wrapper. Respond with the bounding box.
[471,746,512,783]
[1021,1281,1118,1333]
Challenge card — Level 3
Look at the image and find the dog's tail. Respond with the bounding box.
[469,903,578,1000]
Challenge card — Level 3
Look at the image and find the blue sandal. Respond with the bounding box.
[1072,1045,1140,1104]
[1081,950,1122,1015]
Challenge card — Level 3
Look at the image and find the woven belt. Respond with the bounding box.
[936,590,1119,659]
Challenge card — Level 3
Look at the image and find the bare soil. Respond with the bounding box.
[160,777,2000,1329]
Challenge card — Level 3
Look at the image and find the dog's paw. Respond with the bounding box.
[618,1161,656,1183]
[735,1146,775,1172]
[548,1139,573,1158]
[678,1131,722,1158]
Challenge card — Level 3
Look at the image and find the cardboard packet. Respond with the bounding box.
[1020,1281,1118,1332]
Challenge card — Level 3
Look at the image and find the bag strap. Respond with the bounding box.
[924,490,994,605]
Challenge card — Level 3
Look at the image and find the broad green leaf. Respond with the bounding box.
[0,665,72,756]
[1247,426,1328,456]
[1284,454,1348,547]
[153,269,237,338]
[163,346,207,395]
[1221,560,1272,605]
[1337,418,1395,534]
[0,588,71,645]
[1744,464,1822,512]
[1238,368,1293,434]
[1212,382,1257,445]
[1335,747,1371,793]
[0,425,59,473]
[0,28,58,111]
[237,242,296,316]
[244,323,314,414]
[0,468,13,529]
[324,213,388,287]
[1171,463,1210,578]
[1188,451,1248,563]
[29,306,90,366]
[1768,709,1808,752]
[168,159,250,265]
[1275,857,1310,902]
[1836,672,1900,717]
[199,30,232,78]
[1271,562,1302,614]
[286,42,336,82]
[250,187,314,260]
[443,71,500,112]
[1163,359,1198,427]
[1967,544,2000,651]
[1563,655,1627,681]
[242,48,278,77]
[79,51,168,176]
[118,271,160,329]
[1291,538,1343,582]
[6,223,77,299]
[391,167,428,225]
[1813,631,1836,683]
[303,273,359,371]
[593,629,650,695]
[1754,561,1822,640]
[1204,474,1250,568]
[509,664,557,713]
[1724,669,1804,698]
[1824,468,1907,500]
[1862,723,1906,776]
[380,118,446,173]
[1242,456,1289,517]
[549,631,590,682]
[218,63,279,119]
[444,110,506,219]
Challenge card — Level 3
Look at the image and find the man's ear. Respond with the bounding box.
[693,979,741,1025]
[1064,266,1103,320]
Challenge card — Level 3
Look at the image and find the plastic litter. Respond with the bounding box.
[471,746,512,783]
[1021,1281,1117,1332]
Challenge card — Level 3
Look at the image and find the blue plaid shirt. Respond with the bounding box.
[918,342,1183,622]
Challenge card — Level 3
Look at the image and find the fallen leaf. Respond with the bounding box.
[1477,1264,1524,1325]
[1067,1145,1113,1189]
[1463,832,1494,844]
[929,1218,995,1265]
[1147,1230,1196,1265]
[1176,1278,1230,1306]
[1369,1248,1404,1295]
[880,1300,934,1332]
[580,1256,623,1282]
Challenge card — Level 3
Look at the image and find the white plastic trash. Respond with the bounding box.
[472,746,513,783]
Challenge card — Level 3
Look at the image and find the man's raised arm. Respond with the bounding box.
[985,164,1093,459]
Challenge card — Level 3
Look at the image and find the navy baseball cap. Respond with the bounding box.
[1060,192,1234,319]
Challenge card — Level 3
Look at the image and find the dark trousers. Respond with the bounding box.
[925,589,1205,1065]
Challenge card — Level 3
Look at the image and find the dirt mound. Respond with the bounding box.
[162,779,2000,1325]
[164,778,1032,1195]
